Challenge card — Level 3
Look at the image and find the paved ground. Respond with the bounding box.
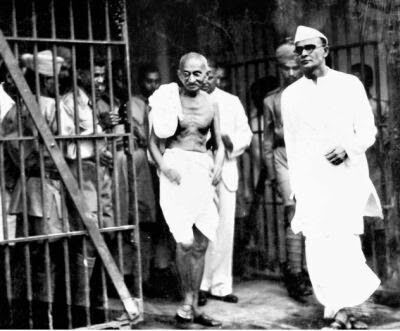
[132,279,400,329]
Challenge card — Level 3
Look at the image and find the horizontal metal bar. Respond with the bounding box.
[330,40,378,50]
[228,57,274,68]
[0,225,136,245]
[6,36,125,46]
[226,41,378,68]
[0,132,132,142]
[54,133,132,140]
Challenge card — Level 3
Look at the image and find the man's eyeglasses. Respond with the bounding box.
[294,44,324,56]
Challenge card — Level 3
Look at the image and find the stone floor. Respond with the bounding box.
[132,279,400,329]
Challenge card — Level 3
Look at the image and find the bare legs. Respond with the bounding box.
[175,226,208,319]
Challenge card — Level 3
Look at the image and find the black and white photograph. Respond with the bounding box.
[0,0,398,329]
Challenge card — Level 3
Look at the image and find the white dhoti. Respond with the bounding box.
[305,234,380,318]
[159,148,219,244]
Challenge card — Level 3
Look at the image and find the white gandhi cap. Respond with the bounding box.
[21,50,64,77]
[294,25,328,44]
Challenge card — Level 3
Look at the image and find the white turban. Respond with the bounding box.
[294,25,328,44]
[21,50,64,77]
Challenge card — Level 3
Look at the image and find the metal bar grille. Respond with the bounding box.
[0,0,142,328]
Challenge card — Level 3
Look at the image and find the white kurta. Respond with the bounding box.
[281,68,382,237]
[201,88,252,296]
[281,68,381,316]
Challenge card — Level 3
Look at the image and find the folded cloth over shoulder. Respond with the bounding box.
[148,83,182,139]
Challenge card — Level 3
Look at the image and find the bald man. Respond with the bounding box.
[263,40,312,302]
[148,52,224,327]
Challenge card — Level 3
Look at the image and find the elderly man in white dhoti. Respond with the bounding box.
[148,52,224,327]
[281,26,382,329]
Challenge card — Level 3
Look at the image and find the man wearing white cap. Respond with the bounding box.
[263,40,312,303]
[281,26,382,328]
[8,50,67,321]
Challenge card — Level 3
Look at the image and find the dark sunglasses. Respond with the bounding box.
[294,44,324,56]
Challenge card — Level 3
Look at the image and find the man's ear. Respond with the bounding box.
[177,69,184,83]
[43,77,51,90]
[324,46,330,58]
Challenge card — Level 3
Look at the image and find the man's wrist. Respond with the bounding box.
[159,161,168,173]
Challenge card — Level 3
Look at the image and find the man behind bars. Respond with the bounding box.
[0,61,20,242]
[100,61,160,294]
[128,64,180,297]
[7,50,66,324]
[263,40,312,302]
[281,26,382,328]
[128,63,159,289]
[148,52,224,327]
[58,56,113,324]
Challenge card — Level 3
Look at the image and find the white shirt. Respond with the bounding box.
[0,83,15,123]
[59,89,104,159]
[281,68,382,237]
[210,87,253,191]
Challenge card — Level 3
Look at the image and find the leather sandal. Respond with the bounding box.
[323,319,348,330]
[175,304,194,325]
[348,316,368,329]
[322,310,350,330]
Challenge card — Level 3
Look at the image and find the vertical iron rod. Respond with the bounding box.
[69,0,83,188]
[0,142,14,326]
[122,0,142,303]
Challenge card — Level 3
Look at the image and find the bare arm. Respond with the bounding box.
[210,102,225,185]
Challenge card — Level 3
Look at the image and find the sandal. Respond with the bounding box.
[322,319,347,330]
[322,310,350,330]
[175,304,194,323]
[348,316,368,330]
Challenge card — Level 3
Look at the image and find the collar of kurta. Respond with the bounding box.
[209,87,218,96]
[303,66,332,85]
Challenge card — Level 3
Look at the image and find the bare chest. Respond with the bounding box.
[179,97,214,129]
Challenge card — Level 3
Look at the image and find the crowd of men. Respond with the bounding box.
[0,24,385,329]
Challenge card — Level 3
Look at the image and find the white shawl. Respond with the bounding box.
[148,83,182,139]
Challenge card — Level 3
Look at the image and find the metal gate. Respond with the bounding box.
[0,0,142,328]
[228,41,390,280]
